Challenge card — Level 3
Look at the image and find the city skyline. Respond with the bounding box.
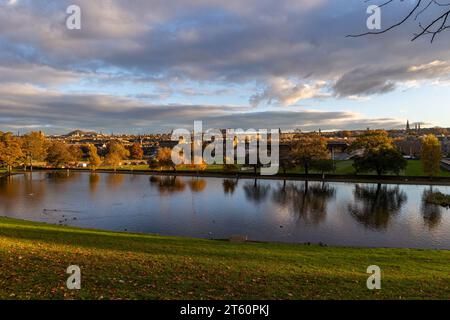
[1,0,450,134]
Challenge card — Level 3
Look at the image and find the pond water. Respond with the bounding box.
[1,172,450,249]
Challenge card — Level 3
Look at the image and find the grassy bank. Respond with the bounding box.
[0,217,449,300]
[93,160,450,177]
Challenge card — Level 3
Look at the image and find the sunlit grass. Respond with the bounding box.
[0,217,449,300]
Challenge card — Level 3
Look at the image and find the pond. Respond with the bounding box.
[1,172,450,249]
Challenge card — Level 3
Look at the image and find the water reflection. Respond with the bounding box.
[349,184,407,230]
[188,178,207,193]
[421,189,442,230]
[89,173,100,193]
[46,171,75,181]
[272,182,336,225]
[1,172,450,249]
[222,179,239,195]
[150,175,186,195]
[106,173,125,189]
[243,179,271,203]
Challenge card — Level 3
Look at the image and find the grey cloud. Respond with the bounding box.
[0,84,403,134]
[333,61,450,97]
[2,0,449,84]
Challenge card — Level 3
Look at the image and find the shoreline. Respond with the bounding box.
[18,167,450,186]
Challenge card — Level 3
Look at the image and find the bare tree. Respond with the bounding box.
[348,0,450,43]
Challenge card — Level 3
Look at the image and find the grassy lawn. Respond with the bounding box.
[0,217,449,300]
[404,160,450,177]
[17,159,450,178]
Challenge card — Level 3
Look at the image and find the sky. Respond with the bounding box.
[1,0,450,134]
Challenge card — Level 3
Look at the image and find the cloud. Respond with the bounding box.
[333,60,450,97]
[251,78,329,106]
[0,0,449,130]
[0,83,403,134]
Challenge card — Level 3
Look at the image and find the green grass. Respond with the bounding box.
[9,159,450,178]
[0,217,449,300]
[404,160,450,177]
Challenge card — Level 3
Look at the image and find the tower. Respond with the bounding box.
[406,120,410,131]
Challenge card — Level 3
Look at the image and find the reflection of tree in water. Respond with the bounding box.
[243,179,271,203]
[0,175,20,199]
[46,171,76,182]
[272,182,336,225]
[149,175,186,195]
[421,189,442,230]
[222,179,238,195]
[188,178,207,193]
[89,173,100,193]
[0,174,46,214]
[106,173,125,189]
[349,184,407,230]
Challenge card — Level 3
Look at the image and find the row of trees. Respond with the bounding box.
[0,131,145,172]
[280,130,443,178]
[0,130,444,176]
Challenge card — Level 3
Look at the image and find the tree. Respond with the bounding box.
[421,134,442,177]
[188,161,207,175]
[279,156,296,175]
[292,134,329,175]
[0,132,24,172]
[128,142,144,160]
[87,144,102,171]
[21,131,47,171]
[46,142,73,168]
[350,130,393,152]
[69,145,83,162]
[156,147,176,171]
[312,159,335,176]
[348,1,450,43]
[354,147,407,176]
[104,141,130,172]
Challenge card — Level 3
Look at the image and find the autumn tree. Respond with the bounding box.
[351,131,406,176]
[421,134,442,177]
[69,145,83,162]
[354,147,407,176]
[0,132,24,172]
[128,142,144,160]
[350,130,393,152]
[87,144,102,171]
[46,141,74,168]
[104,141,130,172]
[291,134,329,175]
[279,156,296,175]
[351,130,406,176]
[21,131,48,171]
[189,162,208,175]
[156,147,176,171]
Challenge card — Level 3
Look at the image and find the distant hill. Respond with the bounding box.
[65,130,98,137]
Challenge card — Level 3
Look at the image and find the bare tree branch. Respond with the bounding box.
[347,0,450,43]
